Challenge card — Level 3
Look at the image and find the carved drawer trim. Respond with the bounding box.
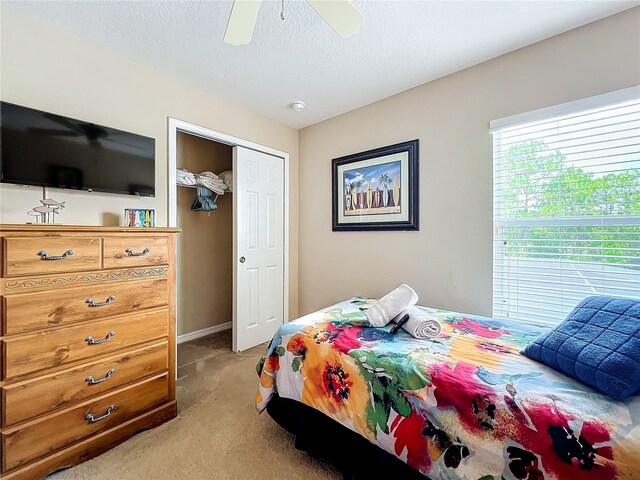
[3,267,169,292]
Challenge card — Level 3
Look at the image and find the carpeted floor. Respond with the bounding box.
[49,330,342,479]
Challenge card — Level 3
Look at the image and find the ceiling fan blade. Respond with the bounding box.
[224,0,262,46]
[28,128,80,137]
[43,114,86,134]
[306,0,364,38]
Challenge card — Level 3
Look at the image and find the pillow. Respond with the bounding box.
[522,296,640,401]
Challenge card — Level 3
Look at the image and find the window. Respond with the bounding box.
[491,87,640,326]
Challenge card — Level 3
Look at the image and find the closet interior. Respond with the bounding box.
[176,132,233,347]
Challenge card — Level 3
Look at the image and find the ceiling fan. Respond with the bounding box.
[30,116,110,149]
[224,0,364,46]
[29,115,145,151]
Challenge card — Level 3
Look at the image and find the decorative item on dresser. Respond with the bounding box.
[0,224,180,480]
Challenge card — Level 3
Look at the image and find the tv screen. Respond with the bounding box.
[0,102,155,196]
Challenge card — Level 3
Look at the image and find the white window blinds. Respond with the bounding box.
[492,87,640,327]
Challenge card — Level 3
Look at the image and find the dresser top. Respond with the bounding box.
[0,224,181,233]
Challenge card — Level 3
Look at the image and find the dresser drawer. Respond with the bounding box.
[2,374,169,472]
[3,237,101,277]
[3,277,168,334]
[102,236,169,269]
[1,341,168,427]
[2,309,168,379]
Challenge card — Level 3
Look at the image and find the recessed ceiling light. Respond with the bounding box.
[290,101,305,112]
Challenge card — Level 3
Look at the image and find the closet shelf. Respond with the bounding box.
[176,168,232,195]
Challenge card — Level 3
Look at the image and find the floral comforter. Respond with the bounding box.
[256,298,640,479]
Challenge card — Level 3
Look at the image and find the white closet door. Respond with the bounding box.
[233,146,284,352]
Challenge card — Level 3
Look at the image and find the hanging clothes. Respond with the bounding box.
[191,186,218,212]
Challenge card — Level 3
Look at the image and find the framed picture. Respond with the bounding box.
[332,139,419,231]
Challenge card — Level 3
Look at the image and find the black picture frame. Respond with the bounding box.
[332,139,419,231]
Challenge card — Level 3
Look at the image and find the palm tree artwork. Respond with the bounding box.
[357,181,366,209]
[344,178,352,211]
[378,173,392,207]
[341,160,402,217]
[351,179,359,212]
[373,188,381,208]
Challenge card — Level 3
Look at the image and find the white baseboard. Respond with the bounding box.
[177,322,232,344]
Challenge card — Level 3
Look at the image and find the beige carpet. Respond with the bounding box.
[49,330,342,480]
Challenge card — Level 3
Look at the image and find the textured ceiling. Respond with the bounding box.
[5,1,638,129]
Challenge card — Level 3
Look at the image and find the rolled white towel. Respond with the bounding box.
[199,171,220,180]
[195,172,226,195]
[396,306,442,339]
[218,170,233,192]
[176,168,197,187]
[365,284,418,327]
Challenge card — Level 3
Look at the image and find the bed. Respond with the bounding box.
[256,298,640,479]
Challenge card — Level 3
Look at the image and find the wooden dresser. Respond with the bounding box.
[0,225,179,479]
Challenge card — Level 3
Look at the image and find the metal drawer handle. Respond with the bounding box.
[86,295,116,307]
[85,404,116,423]
[85,331,116,345]
[38,249,74,261]
[86,368,116,385]
[125,247,150,257]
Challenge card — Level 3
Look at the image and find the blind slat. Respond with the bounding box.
[498,117,640,146]
[498,129,640,154]
[493,283,640,296]
[495,157,640,175]
[498,125,640,150]
[497,151,640,168]
[497,140,640,162]
[495,164,640,182]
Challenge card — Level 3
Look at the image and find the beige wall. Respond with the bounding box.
[298,8,640,317]
[176,133,233,336]
[0,7,299,318]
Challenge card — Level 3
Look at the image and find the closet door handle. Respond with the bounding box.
[85,331,116,345]
[86,295,116,307]
[125,247,150,257]
[85,405,116,423]
[86,368,116,385]
[239,256,246,264]
[38,250,74,261]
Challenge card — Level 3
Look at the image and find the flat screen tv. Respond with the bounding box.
[0,102,155,196]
